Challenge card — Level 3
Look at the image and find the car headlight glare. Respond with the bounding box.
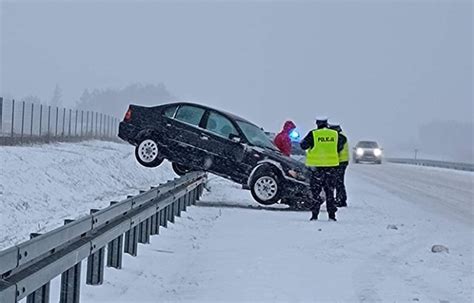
[373,148,382,157]
[356,148,364,156]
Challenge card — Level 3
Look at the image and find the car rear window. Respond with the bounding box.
[175,105,205,126]
[163,105,178,118]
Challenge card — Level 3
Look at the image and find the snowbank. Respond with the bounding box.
[0,141,175,249]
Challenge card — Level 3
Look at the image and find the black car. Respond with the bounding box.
[353,141,383,164]
[118,102,310,206]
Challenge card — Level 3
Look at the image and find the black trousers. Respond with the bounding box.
[335,163,348,205]
[309,167,337,215]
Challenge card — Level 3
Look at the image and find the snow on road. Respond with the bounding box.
[1,142,472,302]
[0,141,176,249]
[79,164,472,302]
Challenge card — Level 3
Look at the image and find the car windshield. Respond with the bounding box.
[236,121,278,151]
[357,141,379,148]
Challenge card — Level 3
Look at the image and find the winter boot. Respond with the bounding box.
[328,213,337,221]
[310,211,319,221]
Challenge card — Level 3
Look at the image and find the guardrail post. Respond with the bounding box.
[86,209,105,286]
[105,202,124,269]
[59,219,81,303]
[160,208,167,228]
[168,204,175,224]
[182,196,187,212]
[26,233,50,303]
[124,226,138,256]
[138,218,151,244]
[150,211,158,236]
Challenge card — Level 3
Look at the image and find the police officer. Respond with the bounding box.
[300,117,346,221]
[330,123,349,207]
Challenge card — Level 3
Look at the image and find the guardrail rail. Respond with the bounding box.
[0,171,207,303]
[386,158,474,172]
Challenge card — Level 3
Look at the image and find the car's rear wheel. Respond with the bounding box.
[172,162,193,176]
[135,138,164,168]
[250,167,282,205]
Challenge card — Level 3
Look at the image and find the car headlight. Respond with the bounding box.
[373,148,382,157]
[356,148,364,156]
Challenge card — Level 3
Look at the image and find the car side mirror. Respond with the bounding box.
[229,134,241,143]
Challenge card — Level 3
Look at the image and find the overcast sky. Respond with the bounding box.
[1,0,472,154]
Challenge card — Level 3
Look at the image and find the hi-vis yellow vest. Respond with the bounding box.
[339,132,350,163]
[305,128,339,167]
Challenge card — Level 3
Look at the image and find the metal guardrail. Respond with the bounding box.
[0,171,207,303]
[386,158,474,172]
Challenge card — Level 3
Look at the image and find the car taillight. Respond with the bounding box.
[124,109,132,122]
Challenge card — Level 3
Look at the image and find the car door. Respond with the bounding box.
[167,104,207,167]
[200,111,246,181]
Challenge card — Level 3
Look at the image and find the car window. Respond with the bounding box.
[163,105,178,118]
[356,141,379,148]
[236,121,278,151]
[205,112,239,139]
[175,105,205,126]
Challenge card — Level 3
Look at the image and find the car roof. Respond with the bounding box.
[160,101,257,126]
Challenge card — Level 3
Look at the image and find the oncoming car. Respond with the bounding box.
[353,141,383,164]
[118,102,311,207]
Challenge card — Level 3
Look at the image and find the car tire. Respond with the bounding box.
[172,162,193,176]
[249,166,282,205]
[135,138,164,168]
[376,160,382,165]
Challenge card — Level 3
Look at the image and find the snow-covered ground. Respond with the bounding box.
[1,141,473,302]
[0,141,176,249]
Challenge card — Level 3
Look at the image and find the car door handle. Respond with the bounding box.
[200,135,209,140]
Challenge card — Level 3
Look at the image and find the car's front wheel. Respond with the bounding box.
[172,162,193,176]
[135,138,164,168]
[250,167,282,205]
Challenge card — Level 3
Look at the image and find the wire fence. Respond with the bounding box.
[0,97,120,145]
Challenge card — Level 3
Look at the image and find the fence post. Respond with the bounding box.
[20,101,25,139]
[94,113,99,137]
[91,111,94,138]
[86,111,89,137]
[0,97,3,135]
[30,103,34,136]
[26,233,50,303]
[47,106,51,136]
[54,107,58,137]
[10,99,15,137]
[59,220,81,303]
[80,111,83,137]
[99,114,102,137]
[39,105,43,136]
[75,110,78,136]
[68,109,72,137]
[62,108,66,136]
